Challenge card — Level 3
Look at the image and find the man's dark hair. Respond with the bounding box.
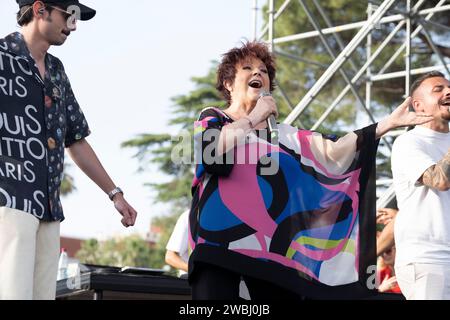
[410,71,446,96]
[17,5,34,26]
[16,4,65,26]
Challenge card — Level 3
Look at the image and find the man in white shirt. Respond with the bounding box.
[165,210,189,277]
[391,71,450,300]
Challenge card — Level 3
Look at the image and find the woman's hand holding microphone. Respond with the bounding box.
[248,91,278,129]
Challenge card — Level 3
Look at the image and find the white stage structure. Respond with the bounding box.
[254,0,450,208]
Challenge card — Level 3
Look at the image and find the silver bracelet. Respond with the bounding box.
[108,187,123,201]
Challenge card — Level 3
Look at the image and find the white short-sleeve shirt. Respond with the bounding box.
[166,210,189,275]
[391,126,450,267]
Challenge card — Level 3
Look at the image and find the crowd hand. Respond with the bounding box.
[249,95,278,127]
[388,97,433,129]
[378,275,398,293]
[112,193,138,227]
[376,208,398,226]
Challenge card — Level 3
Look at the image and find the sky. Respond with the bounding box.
[0,0,266,239]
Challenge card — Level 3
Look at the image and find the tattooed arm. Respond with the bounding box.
[419,148,450,191]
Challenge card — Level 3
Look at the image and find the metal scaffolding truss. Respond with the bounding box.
[255,0,450,208]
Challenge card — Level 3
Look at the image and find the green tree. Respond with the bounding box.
[262,0,450,182]
[121,68,225,266]
[263,0,450,131]
[123,1,450,213]
[76,235,155,268]
[122,66,224,212]
[75,238,101,265]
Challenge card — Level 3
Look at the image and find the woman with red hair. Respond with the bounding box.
[188,41,432,300]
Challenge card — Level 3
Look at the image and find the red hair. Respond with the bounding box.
[216,41,276,105]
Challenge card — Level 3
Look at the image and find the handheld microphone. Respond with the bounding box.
[259,91,279,145]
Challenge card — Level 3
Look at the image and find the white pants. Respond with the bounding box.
[0,207,60,300]
[396,263,450,300]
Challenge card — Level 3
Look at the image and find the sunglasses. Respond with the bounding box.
[49,6,77,21]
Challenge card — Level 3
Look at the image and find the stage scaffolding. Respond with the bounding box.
[254,0,450,208]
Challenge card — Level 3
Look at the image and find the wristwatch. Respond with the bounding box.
[108,187,123,201]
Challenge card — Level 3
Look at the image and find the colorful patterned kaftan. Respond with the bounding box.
[189,107,379,299]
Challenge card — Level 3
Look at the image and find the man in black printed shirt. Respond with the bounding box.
[0,0,137,299]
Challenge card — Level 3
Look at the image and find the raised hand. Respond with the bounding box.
[376,97,434,139]
[388,97,433,128]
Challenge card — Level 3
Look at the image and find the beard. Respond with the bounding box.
[439,106,450,121]
[442,112,450,121]
[438,98,450,121]
[43,16,68,46]
[47,32,67,46]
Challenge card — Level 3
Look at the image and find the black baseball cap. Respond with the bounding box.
[16,0,96,21]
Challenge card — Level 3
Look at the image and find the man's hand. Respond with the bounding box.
[376,209,397,256]
[112,193,137,227]
[378,275,398,293]
[376,208,398,226]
